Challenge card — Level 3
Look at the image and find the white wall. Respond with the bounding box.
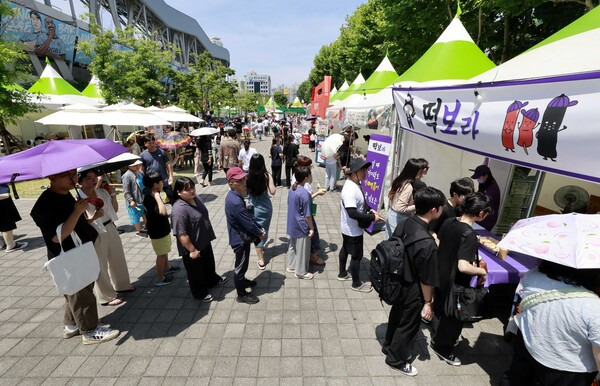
[537,172,600,212]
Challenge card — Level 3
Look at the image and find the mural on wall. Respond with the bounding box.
[2,2,93,64]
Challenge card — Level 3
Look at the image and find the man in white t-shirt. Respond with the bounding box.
[238,139,257,172]
[339,158,382,293]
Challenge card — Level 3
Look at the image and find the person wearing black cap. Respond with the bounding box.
[470,165,501,232]
[339,158,383,293]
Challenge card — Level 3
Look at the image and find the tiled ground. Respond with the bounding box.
[0,137,512,385]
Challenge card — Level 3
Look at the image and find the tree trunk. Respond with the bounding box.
[0,121,12,156]
[501,15,511,64]
[477,6,483,45]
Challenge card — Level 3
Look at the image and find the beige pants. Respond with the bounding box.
[93,222,131,303]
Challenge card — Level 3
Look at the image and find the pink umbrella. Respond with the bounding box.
[497,213,600,269]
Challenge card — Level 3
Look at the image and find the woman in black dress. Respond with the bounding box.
[197,136,213,187]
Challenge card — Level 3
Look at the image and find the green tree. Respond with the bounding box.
[273,91,288,107]
[0,2,40,154]
[233,91,261,116]
[297,80,312,104]
[79,21,177,106]
[171,51,235,115]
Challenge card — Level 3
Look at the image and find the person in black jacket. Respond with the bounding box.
[196,136,213,187]
[282,134,299,188]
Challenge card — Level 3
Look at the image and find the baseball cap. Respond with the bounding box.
[226,167,247,181]
[470,165,491,179]
[129,160,143,166]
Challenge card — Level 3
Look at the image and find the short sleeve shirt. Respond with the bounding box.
[397,216,439,287]
[143,194,171,239]
[515,268,600,372]
[340,180,366,237]
[30,189,98,260]
[140,148,169,184]
[238,147,257,172]
[287,185,311,238]
[171,196,216,255]
[437,218,478,290]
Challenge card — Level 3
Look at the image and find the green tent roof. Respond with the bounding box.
[291,97,302,108]
[28,64,83,96]
[264,96,279,110]
[329,80,349,102]
[335,73,365,101]
[82,76,103,99]
[355,56,399,95]
[395,17,495,84]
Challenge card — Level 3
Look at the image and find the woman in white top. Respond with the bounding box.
[500,262,600,385]
[385,158,428,239]
[79,170,133,306]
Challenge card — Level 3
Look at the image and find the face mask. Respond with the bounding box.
[477,177,485,184]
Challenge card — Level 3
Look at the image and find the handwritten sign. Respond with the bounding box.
[362,134,392,234]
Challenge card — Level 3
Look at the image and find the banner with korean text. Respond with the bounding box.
[362,134,392,234]
[392,73,600,184]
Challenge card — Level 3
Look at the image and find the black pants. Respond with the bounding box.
[182,243,221,299]
[384,283,422,367]
[271,165,282,186]
[499,331,598,386]
[202,159,213,182]
[338,234,363,287]
[432,312,463,357]
[233,243,251,297]
[285,164,293,187]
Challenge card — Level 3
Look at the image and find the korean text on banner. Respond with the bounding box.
[392,73,600,184]
[362,134,392,233]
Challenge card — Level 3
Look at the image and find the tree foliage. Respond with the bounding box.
[0,2,40,153]
[303,0,594,91]
[297,80,312,104]
[233,91,262,115]
[171,51,236,115]
[273,91,288,107]
[79,21,178,106]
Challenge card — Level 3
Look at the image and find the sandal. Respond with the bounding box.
[101,297,125,306]
[257,260,266,270]
[310,257,326,266]
[117,286,136,293]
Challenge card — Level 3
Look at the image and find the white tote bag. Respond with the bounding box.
[44,224,100,296]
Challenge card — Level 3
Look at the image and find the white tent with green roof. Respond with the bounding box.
[472,5,600,82]
[81,76,105,105]
[342,55,399,108]
[291,97,302,108]
[28,63,98,107]
[329,80,349,103]
[331,73,365,105]
[264,96,279,112]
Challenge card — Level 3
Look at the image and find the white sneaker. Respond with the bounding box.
[65,322,110,339]
[295,272,314,280]
[82,326,120,345]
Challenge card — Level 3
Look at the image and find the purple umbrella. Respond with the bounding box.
[0,139,128,192]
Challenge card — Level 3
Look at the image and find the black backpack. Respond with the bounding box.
[370,224,430,305]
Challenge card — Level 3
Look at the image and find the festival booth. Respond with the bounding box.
[392,7,600,287]
[81,76,106,106]
[5,63,101,144]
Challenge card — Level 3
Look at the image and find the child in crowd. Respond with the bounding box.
[286,166,315,280]
[121,160,147,238]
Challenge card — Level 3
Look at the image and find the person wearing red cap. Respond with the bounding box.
[224,167,266,304]
[470,165,501,232]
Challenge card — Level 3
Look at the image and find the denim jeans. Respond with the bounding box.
[325,162,337,191]
[385,208,408,239]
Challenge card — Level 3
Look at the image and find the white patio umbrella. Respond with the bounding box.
[100,103,171,126]
[189,127,219,137]
[163,105,187,113]
[153,110,203,123]
[35,104,105,126]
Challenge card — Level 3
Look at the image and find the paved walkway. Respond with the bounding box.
[0,137,511,385]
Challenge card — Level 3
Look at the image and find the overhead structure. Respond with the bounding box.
[81,76,105,105]
[291,97,303,108]
[329,80,349,103]
[342,55,399,107]
[332,73,365,104]
[83,0,230,67]
[28,64,98,107]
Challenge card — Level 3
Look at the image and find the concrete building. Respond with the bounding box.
[4,0,229,82]
[242,71,271,96]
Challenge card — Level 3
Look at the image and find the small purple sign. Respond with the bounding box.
[362,134,392,234]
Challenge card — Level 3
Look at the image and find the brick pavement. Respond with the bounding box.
[0,136,512,385]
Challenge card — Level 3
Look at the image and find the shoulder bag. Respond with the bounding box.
[443,230,490,322]
[44,224,100,296]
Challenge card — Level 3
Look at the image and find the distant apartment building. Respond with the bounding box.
[242,71,271,96]
[273,83,299,103]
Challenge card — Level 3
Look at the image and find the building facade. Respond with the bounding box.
[241,71,271,96]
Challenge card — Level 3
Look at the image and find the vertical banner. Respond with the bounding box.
[315,135,327,166]
[362,134,392,234]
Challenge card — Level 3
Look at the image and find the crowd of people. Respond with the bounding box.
[8,116,597,384]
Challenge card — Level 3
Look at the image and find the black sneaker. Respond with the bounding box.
[430,344,461,366]
[236,293,259,304]
[388,362,418,376]
[135,231,148,238]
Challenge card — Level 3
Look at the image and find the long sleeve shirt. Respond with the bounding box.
[224,190,263,247]
[390,183,416,214]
